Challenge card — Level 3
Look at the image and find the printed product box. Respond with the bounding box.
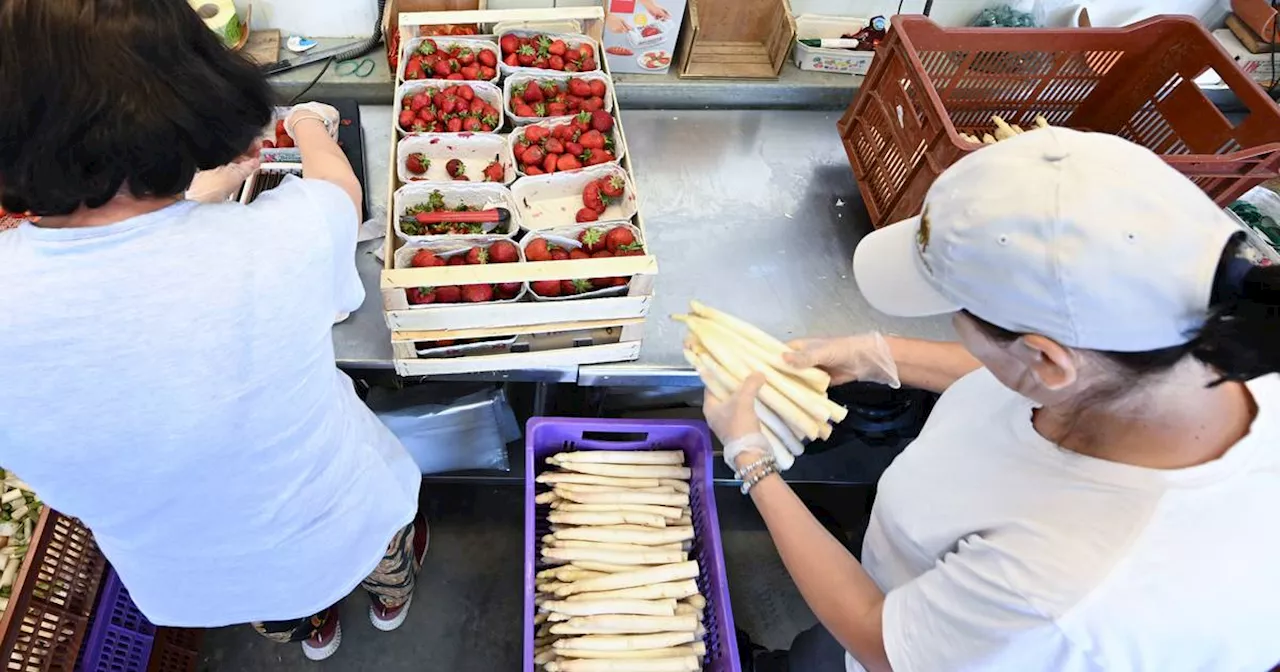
[601,0,687,74]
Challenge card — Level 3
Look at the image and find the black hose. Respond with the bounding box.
[286,0,387,104]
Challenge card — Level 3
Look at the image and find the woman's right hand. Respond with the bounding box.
[784,333,901,388]
[285,102,341,141]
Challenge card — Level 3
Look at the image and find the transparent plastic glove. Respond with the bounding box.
[703,373,770,464]
[285,102,340,140]
[185,155,259,203]
[721,433,772,473]
[784,332,900,388]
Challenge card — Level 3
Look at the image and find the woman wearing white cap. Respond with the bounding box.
[708,127,1280,672]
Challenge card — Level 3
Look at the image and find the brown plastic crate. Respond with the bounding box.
[146,628,203,672]
[839,15,1280,228]
[0,509,106,672]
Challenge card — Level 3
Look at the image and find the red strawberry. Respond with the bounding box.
[406,60,426,80]
[605,226,636,253]
[546,102,568,117]
[478,49,498,68]
[583,181,607,214]
[592,250,613,258]
[469,98,486,115]
[566,141,584,156]
[433,60,452,77]
[579,129,605,150]
[435,286,462,303]
[531,280,562,297]
[549,39,568,56]
[411,249,439,268]
[482,160,505,183]
[276,135,295,148]
[488,240,519,263]
[581,58,597,71]
[458,48,476,66]
[496,282,522,299]
[462,117,483,132]
[550,247,570,261]
[504,52,520,67]
[557,154,582,171]
[564,61,580,73]
[410,92,431,111]
[589,80,607,98]
[525,238,551,261]
[578,227,606,252]
[523,145,546,166]
[582,97,604,112]
[517,45,536,66]
[539,153,555,174]
[445,158,466,179]
[549,55,565,71]
[562,279,594,295]
[500,34,519,54]
[525,125,550,143]
[448,256,467,266]
[525,166,545,175]
[399,109,417,129]
[460,65,480,80]
[406,287,437,304]
[514,103,536,117]
[464,247,488,264]
[523,84,544,103]
[578,44,594,62]
[572,111,592,132]
[576,208,600,223]
[544,137,565,154]
[418,38,438,55]
[447,117,463,132]
[261,139,276,149]
[479,65,496,80]
[569,248,591,260]
[567,78,592,97]
[600,174,625,198]
[458,84,475,101]
[406,153,429,176]
[462,284,494,302]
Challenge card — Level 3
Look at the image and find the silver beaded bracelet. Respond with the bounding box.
[740,461,780,495]
[733,455,774,481]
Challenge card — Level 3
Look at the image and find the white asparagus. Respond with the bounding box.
[536,612,550,625]
[0,490,22,505]
[553,451,685,466]
[555,644,706,660]
[696,358,798,468]
[556,489,689,508]
[553,526,694,546]
[687,300,830,391]
[539,582,574,593]
[538,473,663,489]
[566,580,700,602]
[557,484,677,495]
[556,463,692,480]
[552,540,684,554]
[689,347,805,445]
[982,133,996,144]
[690,336,823,440]
[9,505,28,523]
[558,562,699,596]
[1034,114,1050,128]
[656,479,688,494]
[546,657,698,672]
[992,115,1016,140]
[674,516,691,527]
[0,556,20,589]
[537,492,561,505]
[571,561,653,574]
[673,603,703,621]
[549,512,666,528]
[542,599,677,617]
[552,503,684,520]
[1011,124,1025,134]
[550,615,699,635]
[543,547,685,566]
[682,594,706,610]
[553,631,696,651]
[549,568,608,583]
[549,612,571,621]
[534,648,557,665]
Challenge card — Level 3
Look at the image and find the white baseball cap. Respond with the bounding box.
[852,127,1240,352]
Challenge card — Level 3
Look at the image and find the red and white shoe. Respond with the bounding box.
[301,609,342,661]
[369,514,430,632]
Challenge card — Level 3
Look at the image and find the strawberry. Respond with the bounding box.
[582,97,604,113]
[447,117,463,132]
[478,49,498,68]
[457,84,474,101]
[564,61,580,73]
[462,284,494,302]
[464,247,488,264]
[549,39,568,56]
[590,110,614,133]
[398,109,417,129]
[544,137,565,154]
[588,79,607,98]
[460,64,481,80]
[488,240,519,263]
[576,208,600,223]
[534,56,549,69]
[525,125,549,143]
[517,45,536,66]
[522,145,545,166]
[448,256,467,266]
[261,139,275,149]
[605,226,636,253]
[543,153,558,174]
[531,280,562,297]
[446,158,466,179]
[600,174,625,198]
[542,81,560,98]
[566,141,584,156]
[514,103,536,117]
[583,181,607,214]
[500,34,519,54]
[572,111,592,132]
[406,60,426,80]
[569,248,591,260]
[550,247,570,261]
[435,286,462,303]
[557,154,582,171]
[275,119,287,136]
[496,282,523,299]
[532,102,547,117]
[457,48,476,66]
[523,84,544,103]
[469,98,486,115]
[462,117,483,132]
[546,102,568,117]
[524,238,551,261]
[480,65,497,80]
[411,250,439,269]
[504,52,520,67]
[562,279,594,295]
[581,57,597,71]
[410,92,430,111]
[525,166,545,175]
[418,38,438,55]
[592,250,613,258]
[549,55,565,71]
[277,135,295,148]
[579,129,605,150]
[433,60,452,77]
[482,160,505,183]
[406,287,437,304]
[567,77,592,97]
[578,227,606,252]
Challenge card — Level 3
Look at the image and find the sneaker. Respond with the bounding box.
[369,514,430,633]
[301,609,342,661]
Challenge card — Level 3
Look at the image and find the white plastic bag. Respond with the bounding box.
[368,385,520,475]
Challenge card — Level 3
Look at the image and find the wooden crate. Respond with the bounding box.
[385,6,658,376]
[677,0,795,79]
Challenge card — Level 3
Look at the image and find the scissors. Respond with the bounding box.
[336,58,376,78]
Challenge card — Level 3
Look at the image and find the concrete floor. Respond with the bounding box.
[199,483,872,671]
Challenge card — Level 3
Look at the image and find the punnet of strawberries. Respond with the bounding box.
[523,226,643,298]
[574,173,628,223]
[404,241,523,305]
[510,77,609,119]
[514,112,617,175]
[401,190,495,236]
[500,33,597,72]
[399,84,500,134]
[403,38,498,82]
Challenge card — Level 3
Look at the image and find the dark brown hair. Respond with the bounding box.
[0,0,274,216]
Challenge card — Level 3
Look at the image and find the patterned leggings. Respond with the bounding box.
[252,518,424,643]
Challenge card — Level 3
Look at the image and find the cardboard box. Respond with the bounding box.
[1213,28,1278,85]
[600,0,687,74]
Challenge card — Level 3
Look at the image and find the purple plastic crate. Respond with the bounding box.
[79,568,157,672]
[524,418,741,672]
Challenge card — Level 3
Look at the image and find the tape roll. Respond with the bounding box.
[189,0,244,48]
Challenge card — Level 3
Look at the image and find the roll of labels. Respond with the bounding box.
[189,0,245,48]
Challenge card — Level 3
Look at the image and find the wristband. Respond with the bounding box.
[722,433,770,470]
[741,462,779,495]
[733,455,774,481]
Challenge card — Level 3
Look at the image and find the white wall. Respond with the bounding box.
[789,0,1229,27]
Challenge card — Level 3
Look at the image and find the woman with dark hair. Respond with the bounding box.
[0,0,425,661]
[708,129,1280,671]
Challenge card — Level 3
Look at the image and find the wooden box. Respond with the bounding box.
[384,6,658,377]
[676,0,795,79]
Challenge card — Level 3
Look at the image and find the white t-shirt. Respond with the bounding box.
[848,368,1280,672]
[0,178,420,627]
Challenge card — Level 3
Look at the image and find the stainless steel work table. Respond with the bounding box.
[335,107,954,384]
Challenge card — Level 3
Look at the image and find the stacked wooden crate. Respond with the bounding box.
[382,7,658,376]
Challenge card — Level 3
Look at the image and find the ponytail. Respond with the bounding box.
[1194,252,1280,384]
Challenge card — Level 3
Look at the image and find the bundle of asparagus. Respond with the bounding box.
[957,114,1051,145]
[534,449,708,672]
[0,470,42,616]
[675,301,846,470]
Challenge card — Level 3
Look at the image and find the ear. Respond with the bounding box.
[1018,335,1078,391]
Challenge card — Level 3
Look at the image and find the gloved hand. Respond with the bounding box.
[285,102,340,140]
[784,332,901,388]
[185,153,259,203]
[703,373,773,469]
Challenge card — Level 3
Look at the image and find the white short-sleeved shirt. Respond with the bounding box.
[0,178,421,626]
[848,368,1280,672]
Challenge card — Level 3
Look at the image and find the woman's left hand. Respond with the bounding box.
[704,373,772,468]
[185,152,260,203]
